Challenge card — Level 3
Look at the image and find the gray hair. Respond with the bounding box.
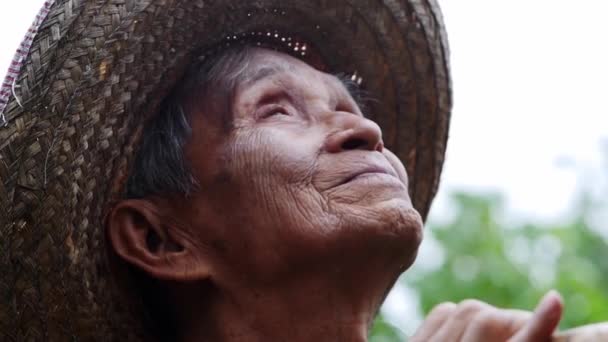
[125,45,255,200]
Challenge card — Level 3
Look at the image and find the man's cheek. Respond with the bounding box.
[383,149,409,186]
[229,130,278,181]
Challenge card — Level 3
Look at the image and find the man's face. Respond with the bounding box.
[178,48,423,286]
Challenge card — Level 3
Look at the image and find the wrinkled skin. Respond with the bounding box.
[108,49,584,341]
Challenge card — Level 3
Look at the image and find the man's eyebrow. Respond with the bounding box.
[245,65,285,85]
[335,73,372,114]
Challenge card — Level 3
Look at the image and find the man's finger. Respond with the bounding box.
[410,302,457,342]
[429,299,492,342]
[510,290,563,342]
[553,323,608,342]
[461,308,533,341]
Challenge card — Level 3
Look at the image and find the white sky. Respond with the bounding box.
[1,0,607,335]
[430,0,607,225]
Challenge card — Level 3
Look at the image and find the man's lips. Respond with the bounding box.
[313,152,407,191]
[338,165,400,186]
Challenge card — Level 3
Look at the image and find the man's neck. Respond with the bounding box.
[177,270,394,342]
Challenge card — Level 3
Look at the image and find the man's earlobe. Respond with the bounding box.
[106,199,210,281]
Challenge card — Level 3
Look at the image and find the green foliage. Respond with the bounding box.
[370,189,608,339]
[369,314,407,342]
[410,192,608,329]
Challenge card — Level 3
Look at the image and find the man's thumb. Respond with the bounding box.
[510,290,563,342]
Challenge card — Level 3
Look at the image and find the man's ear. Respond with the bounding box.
[107,199,210,281]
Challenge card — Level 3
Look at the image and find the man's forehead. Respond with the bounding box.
[242,50,358,101]
[244,50,321,83]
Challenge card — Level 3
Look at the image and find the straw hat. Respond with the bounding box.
[0,0,451,340]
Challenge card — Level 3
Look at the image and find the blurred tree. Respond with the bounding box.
[369,314,407,342]
[409,191,608,329]
[370,189,608,339]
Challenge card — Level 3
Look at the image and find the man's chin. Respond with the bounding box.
[334,197,423,261]
[372,201,424,274]
[373,198,423,247]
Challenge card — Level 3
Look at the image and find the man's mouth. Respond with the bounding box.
[339,165,401,187]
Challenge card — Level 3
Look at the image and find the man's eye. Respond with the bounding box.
[261,106,291,118]
[269,109,288,116]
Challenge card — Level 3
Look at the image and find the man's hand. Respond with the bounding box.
[411,291,563,342]
[553,323,608,341]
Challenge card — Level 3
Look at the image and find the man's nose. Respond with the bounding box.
[324,113,384,153]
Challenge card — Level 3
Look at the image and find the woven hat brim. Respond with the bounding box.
[0,0,450,340]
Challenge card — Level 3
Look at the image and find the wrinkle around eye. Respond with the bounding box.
[254,103,299,121]
[255,103,294,120]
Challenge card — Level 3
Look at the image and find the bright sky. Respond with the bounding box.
[430,0,607,225]
[1,0,607,336]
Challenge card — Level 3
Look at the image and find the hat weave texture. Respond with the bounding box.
[0,0,451,340]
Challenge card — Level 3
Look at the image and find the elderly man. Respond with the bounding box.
[106,44,565,341]
[1,1,606,341]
